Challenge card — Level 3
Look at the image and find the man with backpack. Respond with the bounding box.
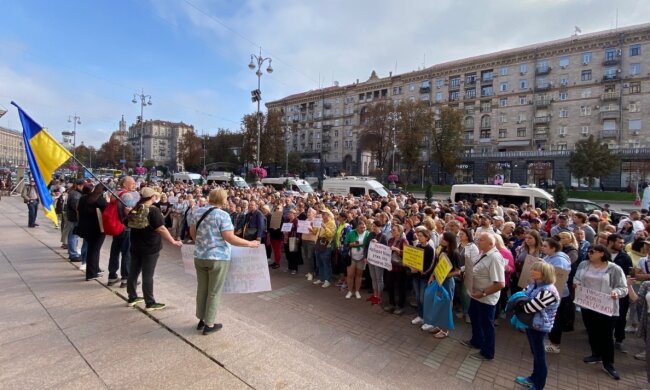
[107,176,136,287]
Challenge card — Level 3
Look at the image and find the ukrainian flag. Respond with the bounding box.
[11,102,72,227]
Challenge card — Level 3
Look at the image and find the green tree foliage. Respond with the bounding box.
[205,128,243,168]
[395,101,433,185]
[287,151,305,175]
[179,131,203,172]
[358,101,393,180]
[431,107,463,184]
[553,182,568,207]
[240,110,286,166]
[568,135,618,190]
[96,138,133,168]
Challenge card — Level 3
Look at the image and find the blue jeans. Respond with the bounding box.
[108,229,131,280]
[67,221,81,258]
[413,277,427,318]
[526,328,548,390]
[27,200,38,227]
[469,299,497,359]
[315,248,332,282]
[81,239,88,265]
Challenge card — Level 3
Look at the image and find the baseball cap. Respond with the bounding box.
[140,187,160,199]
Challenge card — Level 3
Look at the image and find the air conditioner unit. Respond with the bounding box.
[520,72,526,76]
[559,133,566,138]
[582,62,589,66]
[633,130,640,135]
[560,65,567,69]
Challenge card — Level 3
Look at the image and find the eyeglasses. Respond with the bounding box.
[588,249,603,254]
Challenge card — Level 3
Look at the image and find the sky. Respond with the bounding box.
[0,0,647,148]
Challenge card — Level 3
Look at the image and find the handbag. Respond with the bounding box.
[243,225,258,240]
[423,281,455,330]
[288,236,299,252]
[314,237,330,253]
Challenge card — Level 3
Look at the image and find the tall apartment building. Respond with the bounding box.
[0,126,27,168]
[267,22,650,190]
[127,119,194,171]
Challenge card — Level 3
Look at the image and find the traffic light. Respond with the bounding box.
[251,89,261,103]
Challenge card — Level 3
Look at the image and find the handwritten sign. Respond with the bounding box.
[574,285,616,316]
[367,241,392,271]
[434,253,452,286]
[402,245,424,272]
[281,222,293,233]
[464,253,474,294]
[553,267,570,294]
[518,255,543,289]
[181,244,197,276]
[297,220,312,234]
[312,218,322,228]
[223,246,272,294]
[270,211,283,229]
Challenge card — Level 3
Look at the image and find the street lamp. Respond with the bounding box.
[132,90,153,165]
[248,47,273,167]
[67,114,81,159]
[387,111,401,174]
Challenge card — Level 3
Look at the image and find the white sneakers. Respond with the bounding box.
[411,316,424,325]
[355,291,361,299]
[306,273,313,281]
[421,324,436,332]
[313,280,322,285]
[80,264,86,271]
[345,291,352,299]
[322,281,331,288]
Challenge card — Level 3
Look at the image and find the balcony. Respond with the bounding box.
[323,103,332,109]
[533,98,551,108]
[535,66,551,75]
[601,74,619,83]
[463,138,474,146]
[464,93,476,101]
[465,79,476,87]
[600,129,619,138]
[449,82,461,91]
[480,78,493,85]
[533,115,551,124]
[599,109,620,120]
[603,58,620,66]
[321,143,331,152]
[479,137,492,143]
[601,92,619,101]
[535,84,552,92]
[322,124,332,131]
[480,124,491,130]
[420,86,431,93]
[533,130,549,140]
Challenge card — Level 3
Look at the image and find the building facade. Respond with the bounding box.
[267,23,650,190]
[127,119,194,171]
[0,126,27,168]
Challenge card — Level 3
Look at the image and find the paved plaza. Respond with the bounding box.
[0,195,647,390]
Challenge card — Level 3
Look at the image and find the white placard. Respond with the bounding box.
[312,218,322,228]
[574,285,616,316]
[297,220,312,234]
[367,241,392,271]
[181,245,196,276]
[223,246,272,294]
[281,222,293,232]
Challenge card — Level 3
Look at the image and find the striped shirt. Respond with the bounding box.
[523,289,559,314]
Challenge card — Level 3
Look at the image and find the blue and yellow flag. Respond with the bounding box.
[11,102,72,226]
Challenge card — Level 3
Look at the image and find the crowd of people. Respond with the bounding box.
[23,174,650,389]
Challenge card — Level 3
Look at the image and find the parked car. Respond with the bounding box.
[565,198,629,224]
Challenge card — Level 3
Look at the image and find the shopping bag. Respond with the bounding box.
[423,281,455,330]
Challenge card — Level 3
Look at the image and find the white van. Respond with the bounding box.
[173,172,203,185]
[322,176,389,197]
[205,171,249,188]
[450,183,553,209]
[261,177,314,193]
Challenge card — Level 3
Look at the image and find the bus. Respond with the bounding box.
[450,183,554,209]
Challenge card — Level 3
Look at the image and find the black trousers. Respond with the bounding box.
[127,251,160,305]
[548,295,574,344]
[284,244,301,271]
[614,296,630,343]
[85,235,106,280]
[581,308,617,365]
[385,268,407,308]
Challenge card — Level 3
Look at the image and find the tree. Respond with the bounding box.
[357,101,393,181]
[206,128,243,168]
[431,107,463,184]
[287,151,305,175]
[240,111,286,167]
[179,131,203,172]
[395,101,433,185]
[553,182,568,207]
[568,135,619,190]
[97,139,133,168]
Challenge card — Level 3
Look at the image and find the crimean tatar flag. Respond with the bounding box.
[11,102,72,226]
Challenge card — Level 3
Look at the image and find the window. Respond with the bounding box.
[499,129,507,138]
[500,82,508,92]
[630,63,641,75]
[517,128,526,137]
[558,126,567,136]
[450,91,460,101]
[435,79,444,88]
[582,52,592,64]
[500,67,508,76]
[409,96,416,102]
[334,130,339,137]
[629,102,639,112]
[334,119,340,126]
[519,95,527,105]
[464,117,474,128]
[559,108,569,118]
[392,86,403,95]
[559,56,569,68]
[581,89,591,98]
[499,98,508,107]
[435,92,443,102]
[559,75,569,86]
[581,125,590,135]
[519,64,528,74]
[450,77,461,88]
[480,129,491,139]
[580,105,591,116]
[629,82,641,94]
[480,101,491,113]
[480,115,491,129]
[481,86,493,97]
[481,70,493,81]
[518,112,527,122]
[605,48,617,61]
[421,80,431,89]
[580,70,592,81]
[465,89,476,99]
[629,119,642,133]
[559,91,568,100]
[465,105,475,115]
[421,94,430,101]
[346,96,355,104]
[499,113,507,123]
[519,79,528,89]
[466,74,477,84]
[630,44,641,56]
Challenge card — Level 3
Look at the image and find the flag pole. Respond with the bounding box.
[68,155,128,207]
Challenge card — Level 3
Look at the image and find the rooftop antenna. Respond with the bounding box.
[573,25,582,36]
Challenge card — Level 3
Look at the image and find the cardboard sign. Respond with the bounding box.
[181,244,197,276]
[270,211,283,229]
[434,253,452,286]
[402,245,424,272]
[464,253,474,294]
[367,241,392,271]
[281,222,293,233]
[574,285,616,316]
[297,220,312,234]
[554,267,570,294]
[518,255,543,289]
[312,218,322,228]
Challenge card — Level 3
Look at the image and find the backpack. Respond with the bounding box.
[102,191,126,236]
[127,204,150,229]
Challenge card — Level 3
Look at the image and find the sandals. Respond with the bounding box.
[433,330,449,339]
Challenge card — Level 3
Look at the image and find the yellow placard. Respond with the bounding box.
[402,245,424,272]
[434,253,453,286]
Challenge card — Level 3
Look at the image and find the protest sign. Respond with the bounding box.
[281,222,293,233]
[402,245,424,272]
[223,246,272,294]
[367,241,392,271]
[434,253,452,286]
[297,220,312,234]
[312,218,322,228]
[181,244,196,276]
[574,286,616,316]
[270,211,283,229]
[518,255,543,289]
[464,253,474,294]
[554,267,570,294]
